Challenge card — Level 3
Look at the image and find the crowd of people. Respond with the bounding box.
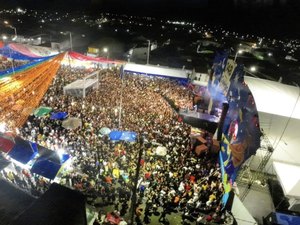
[0,58,28,71]
[1,64,230,224]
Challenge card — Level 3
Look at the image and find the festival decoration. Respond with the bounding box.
[0,53,65,131]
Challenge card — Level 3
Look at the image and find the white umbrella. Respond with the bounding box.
[62,117,82,129]
[155,146,167,156]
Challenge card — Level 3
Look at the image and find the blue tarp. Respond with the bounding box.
[109,130,123,141]
[120,131,137,142]
[30,146,70,180]
[109,130,137,142]
[8,137,37,164]
[276,212,300,225]
[31,159,61,180]
[50,112,68,120]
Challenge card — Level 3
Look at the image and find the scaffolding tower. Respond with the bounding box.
[237,130,274,201]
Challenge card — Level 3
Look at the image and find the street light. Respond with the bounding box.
[4,21,17,40]
[234,49,243,62]
[250,66,256,72]
[2,35,15,74]
[146,40,150,64]
[103,47,109,59]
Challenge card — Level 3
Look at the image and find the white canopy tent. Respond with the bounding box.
[63,71,99,98]
[244,76,300,200]
[123,63,190,79]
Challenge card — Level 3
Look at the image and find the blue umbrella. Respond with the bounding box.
[109,130,123,141]
[50,112,68,120]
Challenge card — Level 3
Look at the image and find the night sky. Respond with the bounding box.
[1,0,300,37]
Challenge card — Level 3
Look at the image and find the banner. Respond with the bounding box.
[0,56,54,77]
[0,45,55,61]
[8,43,56,57]
[219,59,237,96]
[220,78,261,181]
[68,51,123,64]
[211,51,229,86]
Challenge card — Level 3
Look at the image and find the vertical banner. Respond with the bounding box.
[211,51,229,86]
[219,64,261,208]
[219,59,237,96]
[220,73,261,181]
[208,51,229,114]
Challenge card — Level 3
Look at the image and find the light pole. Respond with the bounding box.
[234,49,243,62]
[146,40,150,64]
[69,32,73,51]
[103,47,109,59]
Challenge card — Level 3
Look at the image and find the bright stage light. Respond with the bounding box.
[57,148,65,160]
[0,123,7,132]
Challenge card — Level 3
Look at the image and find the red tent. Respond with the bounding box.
[0,132,15,153]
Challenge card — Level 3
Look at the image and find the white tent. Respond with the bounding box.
[244,76,300,165]
[231,194,258,225]
[123,63,190,79]
[63,71,99,98]
[273,161,300,198]
[244,76,300,200]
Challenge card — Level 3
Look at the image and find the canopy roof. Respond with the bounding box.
[10,183,87,225]
[273,161,300,198]
[8,136,37,164]
[123,63,189,80]
[245,76,300,199]
[0,179,35,225]
[244,76,300,165]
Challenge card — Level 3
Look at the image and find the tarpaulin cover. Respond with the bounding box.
[0,55,53,77]
[30,146,70,180]
[50,112,68,120]
[0,179,35,225]
[8,136,37,164]
[31,158,61,180]
[109,130,123,141]
[120,131,137,142]
[68,51,121,64]
[275,212,300,225]
[109,130,137,142]
[0,45,53,61]
[8,43,56,57]
[10,183,87,225]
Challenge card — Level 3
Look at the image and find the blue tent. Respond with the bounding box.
[50,112,68,120]
[8,137,37,164]
[109,130,123,141]
[30,146,70,180]
[31,159,61,180]
[120,131,137,142]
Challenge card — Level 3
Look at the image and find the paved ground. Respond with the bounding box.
[93,195,197,225]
